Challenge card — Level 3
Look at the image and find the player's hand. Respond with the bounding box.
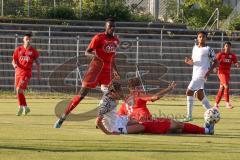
[184,57,193,65]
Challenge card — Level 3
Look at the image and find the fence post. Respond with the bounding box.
[1,0,3,16]
[75,36,80,94]
[135,36,139,77]
[48,26,51,55]
[160,29,163,59]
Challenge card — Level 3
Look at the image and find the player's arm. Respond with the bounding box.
[12,48,18,69]
[150,81,176,102]
[85,48,96,58]
[205,59,218,79]
[12,59,18,69]
[95,116,119,135]
[35,58,41,80]
[184,57,194,65]
[85,35,99,58]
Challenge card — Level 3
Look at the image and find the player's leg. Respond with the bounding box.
[15,76,30,116]
[54,87,90,128]
[54,58,104,128]
[222,74,232,109]
[196,89,211,110]
[170,120,214,134]
[215,84,224,109]
[185,88,194,121]
[141,118,171,134]
[126,123,145,134]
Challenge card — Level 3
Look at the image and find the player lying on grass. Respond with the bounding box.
[96,80,215,135]
[118,77,176,122]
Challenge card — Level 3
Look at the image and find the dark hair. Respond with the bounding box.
[105,17,115,23]
[197,31,207,36]
[224,41,232,46]
[127,77,141,90]
[108,80,122,92]
[24,33,32,38]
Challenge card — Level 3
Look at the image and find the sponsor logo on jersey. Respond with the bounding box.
[104,43,117,53]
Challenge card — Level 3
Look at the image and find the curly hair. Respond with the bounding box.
[127,77,141,90]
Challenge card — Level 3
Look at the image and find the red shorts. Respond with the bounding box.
[218,73,230,85]
[15,75,30,90]
[82,58,112,88]
[141,118,171,134]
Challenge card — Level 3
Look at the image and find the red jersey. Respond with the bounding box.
[216,52,238,74]
[88,32,119,70]
[118,93,152,122]
[13,45,39,77]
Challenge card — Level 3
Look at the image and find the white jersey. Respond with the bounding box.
[191,45,215,79]
[98,93,128,133]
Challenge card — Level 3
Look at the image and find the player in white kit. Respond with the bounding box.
[183,31,218,122]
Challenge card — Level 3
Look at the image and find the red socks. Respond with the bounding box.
[17,93,27,107]
[224,87,229,103]
[215,87,224,104]
[182,123,205,134]
[64,95,82,115]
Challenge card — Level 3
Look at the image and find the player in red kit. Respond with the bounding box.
[214,41,239,109]
[12,33,40,116]
[118,77,176,122]
[54,18,120,128]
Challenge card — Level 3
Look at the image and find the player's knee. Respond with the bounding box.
[78,87,89,98]
[196,90,204,101]
[186,89,194,96]
[16,88,24,94]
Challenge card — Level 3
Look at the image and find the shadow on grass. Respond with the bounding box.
[0,145,206,153]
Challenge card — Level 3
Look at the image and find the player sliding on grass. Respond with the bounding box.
[96,80,215,135]
[54,18,120,128]
[12,33,40,116]
[214,41,239,109]
[118,77,176,122]
[183,31,218,122]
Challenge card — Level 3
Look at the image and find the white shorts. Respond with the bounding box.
[187,78,205,91]
[113,116,129,134]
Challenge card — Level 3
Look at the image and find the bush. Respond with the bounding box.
[45,6,76,20]
[229,17,240,30]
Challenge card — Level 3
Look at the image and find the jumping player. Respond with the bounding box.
[214,41,239,109]
[54,18,120,128]
[96,81,215,135]
[118,77,176,122]
[183,31,218,122]
[12,33,40,116]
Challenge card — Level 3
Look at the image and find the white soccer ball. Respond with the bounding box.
[204,108,220,124]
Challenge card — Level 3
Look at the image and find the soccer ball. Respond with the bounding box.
[204,108,220,124]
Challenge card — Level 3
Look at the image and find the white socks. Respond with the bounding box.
[187,96,194,119]
[201,96,211,109]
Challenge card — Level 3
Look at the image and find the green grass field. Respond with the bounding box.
[0,94,240,160]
